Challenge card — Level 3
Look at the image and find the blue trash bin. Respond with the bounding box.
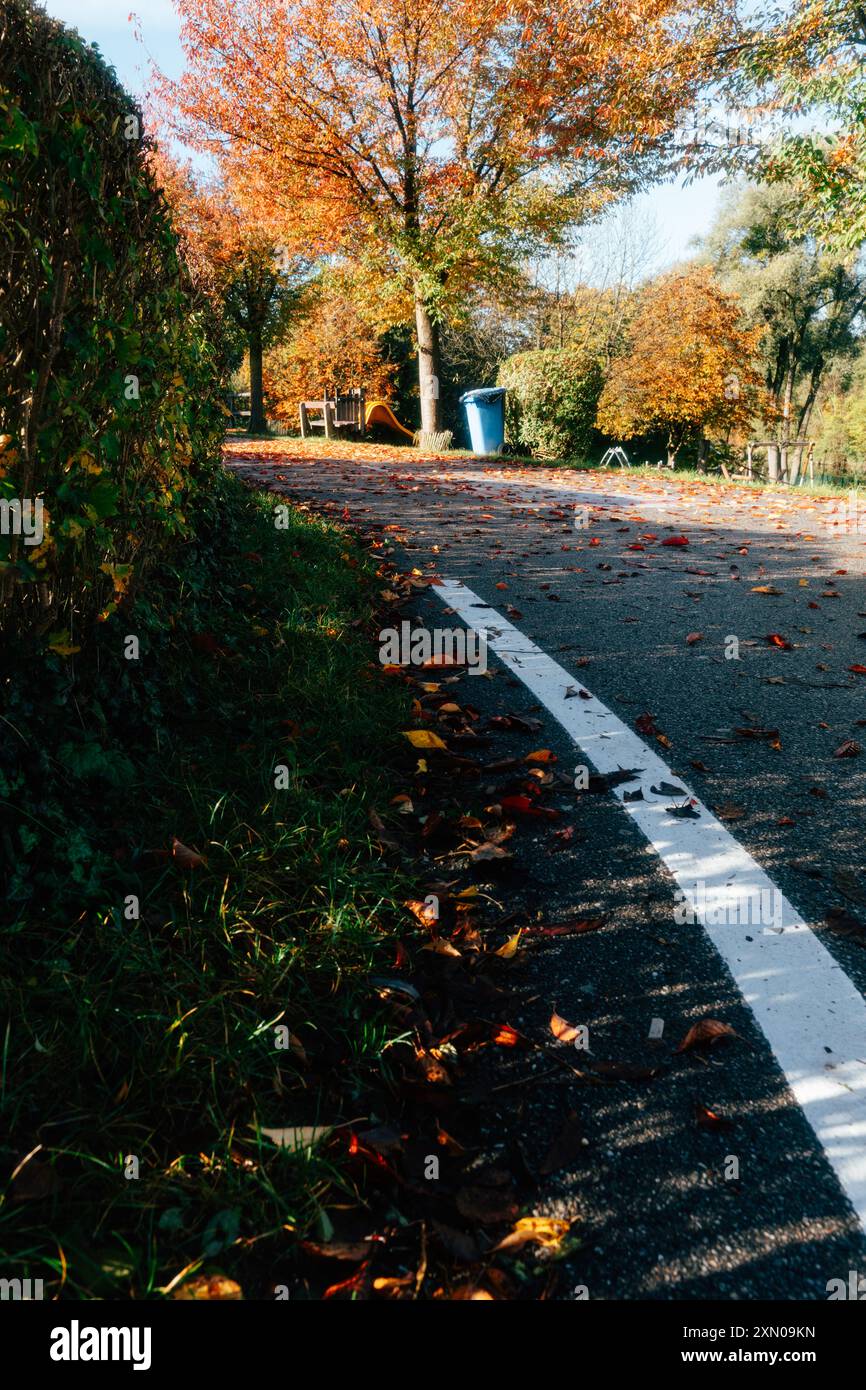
[460,387,506,455]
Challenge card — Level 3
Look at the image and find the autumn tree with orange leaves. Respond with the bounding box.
[596,267,765,466]
[156,0,733,436]
[151,153,305,431]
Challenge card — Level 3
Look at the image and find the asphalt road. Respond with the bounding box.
[225,445,866,1300]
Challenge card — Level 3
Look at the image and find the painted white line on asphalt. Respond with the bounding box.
[434,577,866,1232]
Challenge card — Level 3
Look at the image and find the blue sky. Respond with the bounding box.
[42,0,725,277]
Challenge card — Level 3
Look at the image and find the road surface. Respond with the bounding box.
[225,443,866,1300]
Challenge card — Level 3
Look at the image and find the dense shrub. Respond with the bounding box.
[497,347,604,458]
[0,0,225,649]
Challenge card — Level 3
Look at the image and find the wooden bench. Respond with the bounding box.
[299,388,366,439]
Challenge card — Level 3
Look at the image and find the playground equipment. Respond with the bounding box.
[299,387,417,442]
[365,399,415,441]
[299,387,365,438]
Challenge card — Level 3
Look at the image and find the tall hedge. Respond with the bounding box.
[497,348,604,459]
[0,0,225,650]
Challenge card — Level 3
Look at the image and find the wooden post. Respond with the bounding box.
[746,442,752,479]
[324,401,335,440]
[299,402,310,438]
[768,444,779,482]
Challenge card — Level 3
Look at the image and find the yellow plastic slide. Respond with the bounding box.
[365,399,415,441]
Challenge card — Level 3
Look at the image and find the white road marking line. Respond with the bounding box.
[435,577,866,1232]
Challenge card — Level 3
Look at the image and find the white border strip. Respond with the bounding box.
[435,578,866,1230]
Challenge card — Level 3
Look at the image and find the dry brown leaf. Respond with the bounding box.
[171,837,207,869]
[421,937,462,958]
[549,1009,581,1043]
[175,1275,243,1300]
[676,1019,737,1053]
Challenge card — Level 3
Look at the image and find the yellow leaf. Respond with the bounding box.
[403,730,447,750]
[495,929,522,960]
[492,1217,571,1254]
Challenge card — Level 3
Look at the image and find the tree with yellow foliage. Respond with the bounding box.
[156,0,733,437]
[596,267,764,467]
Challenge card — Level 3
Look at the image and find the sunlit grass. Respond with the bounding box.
[0,472,411,1298]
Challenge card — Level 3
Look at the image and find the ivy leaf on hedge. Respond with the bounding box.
[84,477,120,520]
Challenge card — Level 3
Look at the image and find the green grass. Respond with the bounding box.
[0,470,411,1298]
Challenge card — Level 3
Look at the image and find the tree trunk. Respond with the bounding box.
[415,297,442,435]
[779,363,794,481]
[696,431,707,471]
[248,331,266,434]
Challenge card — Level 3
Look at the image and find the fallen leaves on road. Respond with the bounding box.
[834,739,862,758]
[549,1009,581,1043]
[676,1019,738,1053]
[403,729,447,749]
[694,1103,733,1131]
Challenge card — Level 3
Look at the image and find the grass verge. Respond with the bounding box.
[0,468,411,1298]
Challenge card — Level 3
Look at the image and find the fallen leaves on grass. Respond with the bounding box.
[171,837,207,869]
[175,1275,243,1300]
